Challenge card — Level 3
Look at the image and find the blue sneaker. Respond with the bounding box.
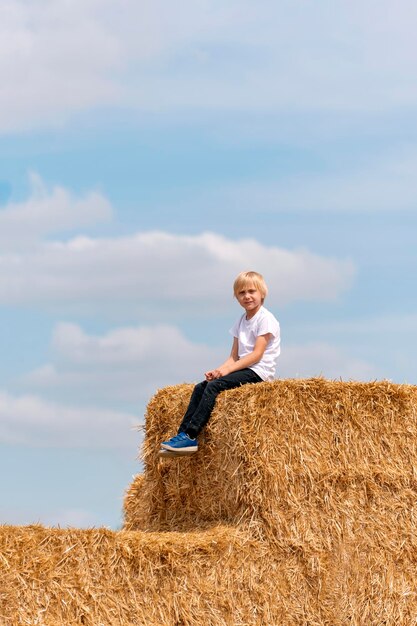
[160,432,198,454]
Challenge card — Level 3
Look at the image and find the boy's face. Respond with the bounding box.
[236,282,263,318]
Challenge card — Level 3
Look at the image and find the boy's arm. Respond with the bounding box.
[206,334,271,380]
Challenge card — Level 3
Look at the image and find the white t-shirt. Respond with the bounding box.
[229,306,281,381]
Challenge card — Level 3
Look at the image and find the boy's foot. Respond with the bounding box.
[160,432,198,453]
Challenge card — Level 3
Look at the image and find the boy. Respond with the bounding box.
[159,271,280,456]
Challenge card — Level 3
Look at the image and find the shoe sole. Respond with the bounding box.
[159,447,197,457]
[158,449,180,458]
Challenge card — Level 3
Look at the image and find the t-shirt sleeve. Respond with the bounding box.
[256,313,280,338]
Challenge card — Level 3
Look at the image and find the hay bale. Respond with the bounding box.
[124,378,417,624]
[2,378,417,624]
[0,524,279,626]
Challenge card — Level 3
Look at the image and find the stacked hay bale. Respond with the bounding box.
[1,378,416,624]
[0,524,274,626]
[124,378,417,624]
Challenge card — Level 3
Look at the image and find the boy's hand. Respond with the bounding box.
[206,366,230,380]
[205,369,223,380]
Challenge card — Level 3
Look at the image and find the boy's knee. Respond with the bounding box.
[195,380,207,392]
[206,379,224,393]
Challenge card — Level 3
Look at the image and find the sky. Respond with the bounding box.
[0,0,416,529]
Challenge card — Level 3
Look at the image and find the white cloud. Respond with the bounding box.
[0,390,136,448]
[279,342,376,381]
[122,1,417,113]
[0,201,354,314]
[0,0,123,131]
[0,173,112,250]
[24,322,224,403]
[0,230,354,313]
[0,0,237,131]
[3,1,417,131]
[5,322,223,447]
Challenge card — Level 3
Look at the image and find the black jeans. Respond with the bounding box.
[178,368,262,439]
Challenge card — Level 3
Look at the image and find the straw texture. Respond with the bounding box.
[0,524,274,625]
[124,378,417,624]
[2,378,417,624]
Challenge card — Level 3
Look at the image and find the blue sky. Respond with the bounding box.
[1,0,416,529]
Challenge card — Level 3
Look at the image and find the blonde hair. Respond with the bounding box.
[233,271,268,302]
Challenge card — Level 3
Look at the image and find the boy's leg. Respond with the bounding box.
[182,368,262,439]
[159,381,207,456]
[159,370,261,455]
[177,380,207,433]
